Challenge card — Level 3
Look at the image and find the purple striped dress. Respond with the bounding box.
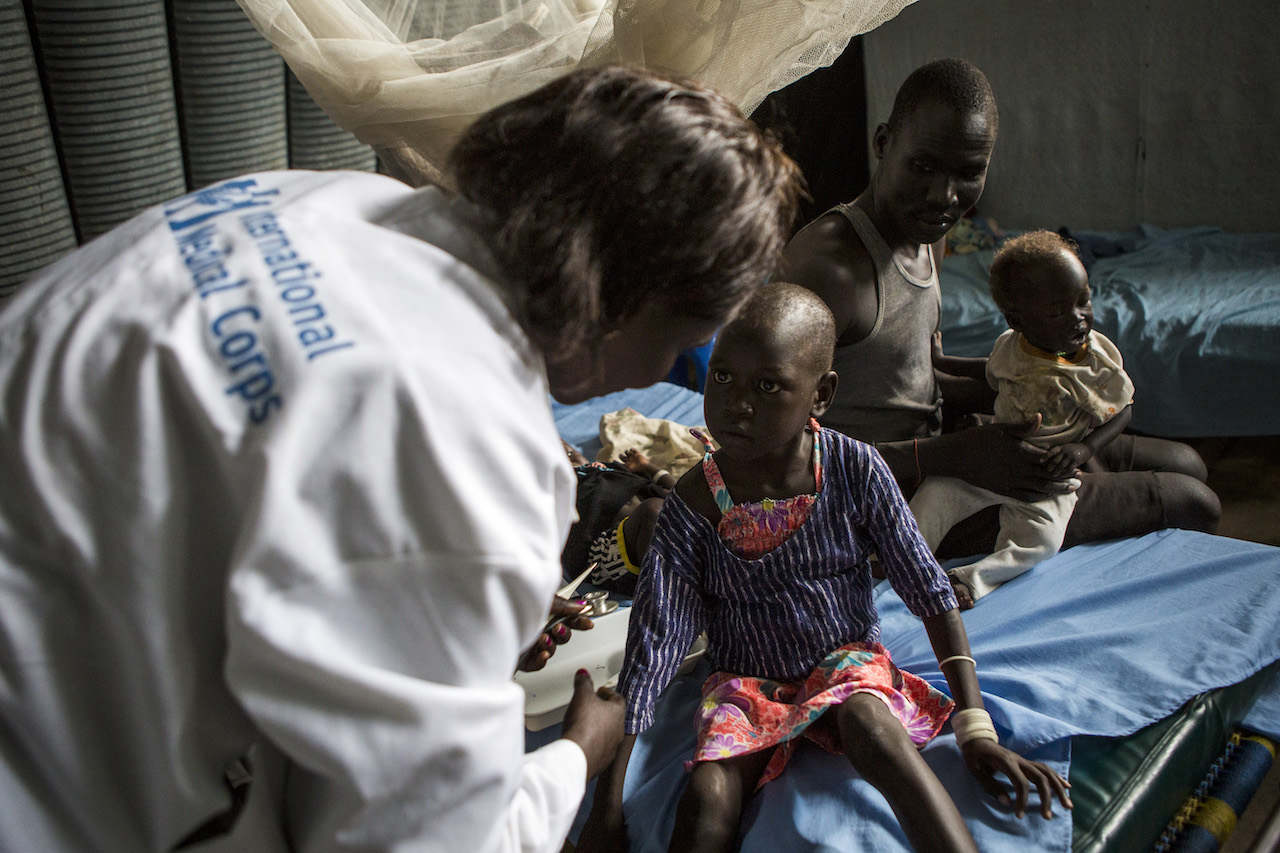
[619,428,958,746]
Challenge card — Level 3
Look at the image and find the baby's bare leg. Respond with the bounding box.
[621,448,677,490]
[621,497,666,562]
[831,694,977,853]
[669,749,774,853]
[621,447,656,474]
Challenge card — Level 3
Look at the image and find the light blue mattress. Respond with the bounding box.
[547,381,1280,852]
[939,226,1280,437]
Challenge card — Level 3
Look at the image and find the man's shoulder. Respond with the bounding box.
[780,209,878,338]
[782,209,871,269]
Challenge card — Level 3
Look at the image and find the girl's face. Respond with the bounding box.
[546,304,721,405]
[1008,251,1093,357]
[703,324,831,463]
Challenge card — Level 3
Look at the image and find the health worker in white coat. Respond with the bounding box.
[0,66,802,853]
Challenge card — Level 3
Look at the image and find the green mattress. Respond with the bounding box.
[1071,659,1280,852]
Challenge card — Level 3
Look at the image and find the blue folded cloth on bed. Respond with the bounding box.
[1241,673,1280,740]
[618,530,1280,852]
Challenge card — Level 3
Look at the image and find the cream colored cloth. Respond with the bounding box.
[234,0,918,185]
[596,407,711,478]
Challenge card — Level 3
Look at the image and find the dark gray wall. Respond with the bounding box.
[1,0,377,298]
[863,0,1280,232]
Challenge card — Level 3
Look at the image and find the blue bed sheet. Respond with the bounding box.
[619,530,1280,853]
[939,226,1280,437]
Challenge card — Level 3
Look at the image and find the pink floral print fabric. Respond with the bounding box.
[688,642,954,788]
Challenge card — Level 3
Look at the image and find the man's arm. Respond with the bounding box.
[878,418,1076,502]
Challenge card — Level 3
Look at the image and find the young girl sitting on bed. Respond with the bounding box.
[579,282,1071,853]
[912,230,1134,608]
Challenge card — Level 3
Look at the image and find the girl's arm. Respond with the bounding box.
[576,734,637,853]
[922,610,1073,819]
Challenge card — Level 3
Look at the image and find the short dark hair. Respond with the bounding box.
[887,58,998,136]
[450,66,804,360]
[723,281,836,374]
[988,229,1079,314]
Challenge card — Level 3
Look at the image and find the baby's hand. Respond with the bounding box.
[1042,442,1092,479]
[931,330,945,366]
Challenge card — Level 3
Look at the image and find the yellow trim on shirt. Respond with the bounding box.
[1018,333,1091,365]
[616,519,641,575]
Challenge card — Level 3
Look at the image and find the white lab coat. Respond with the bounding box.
[0,171,584,852]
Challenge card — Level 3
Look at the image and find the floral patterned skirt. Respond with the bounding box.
[689,642,954,788]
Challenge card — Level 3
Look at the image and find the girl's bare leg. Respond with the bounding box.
[669,748,775,853]
[831,694,978,853]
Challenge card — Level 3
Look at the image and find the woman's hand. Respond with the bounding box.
[517,597,594,672]
[961,738,1073,819]
[561,669,626,780]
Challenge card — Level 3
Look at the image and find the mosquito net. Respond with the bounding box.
[235,0,916,185]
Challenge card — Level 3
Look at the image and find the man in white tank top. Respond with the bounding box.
[780,58,1219,566]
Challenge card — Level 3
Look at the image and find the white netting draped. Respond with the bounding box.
[235,0,917,185]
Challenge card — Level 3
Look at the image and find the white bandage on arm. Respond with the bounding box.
[951,708,999,747]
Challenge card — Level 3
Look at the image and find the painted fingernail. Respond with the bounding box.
[571,599,587,607]
[541,635,554,649]
[577,668,590,678]
[554,625,570,640]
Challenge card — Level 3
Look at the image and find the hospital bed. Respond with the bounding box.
[937,224,1280,438]
[535,380,1280,853]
